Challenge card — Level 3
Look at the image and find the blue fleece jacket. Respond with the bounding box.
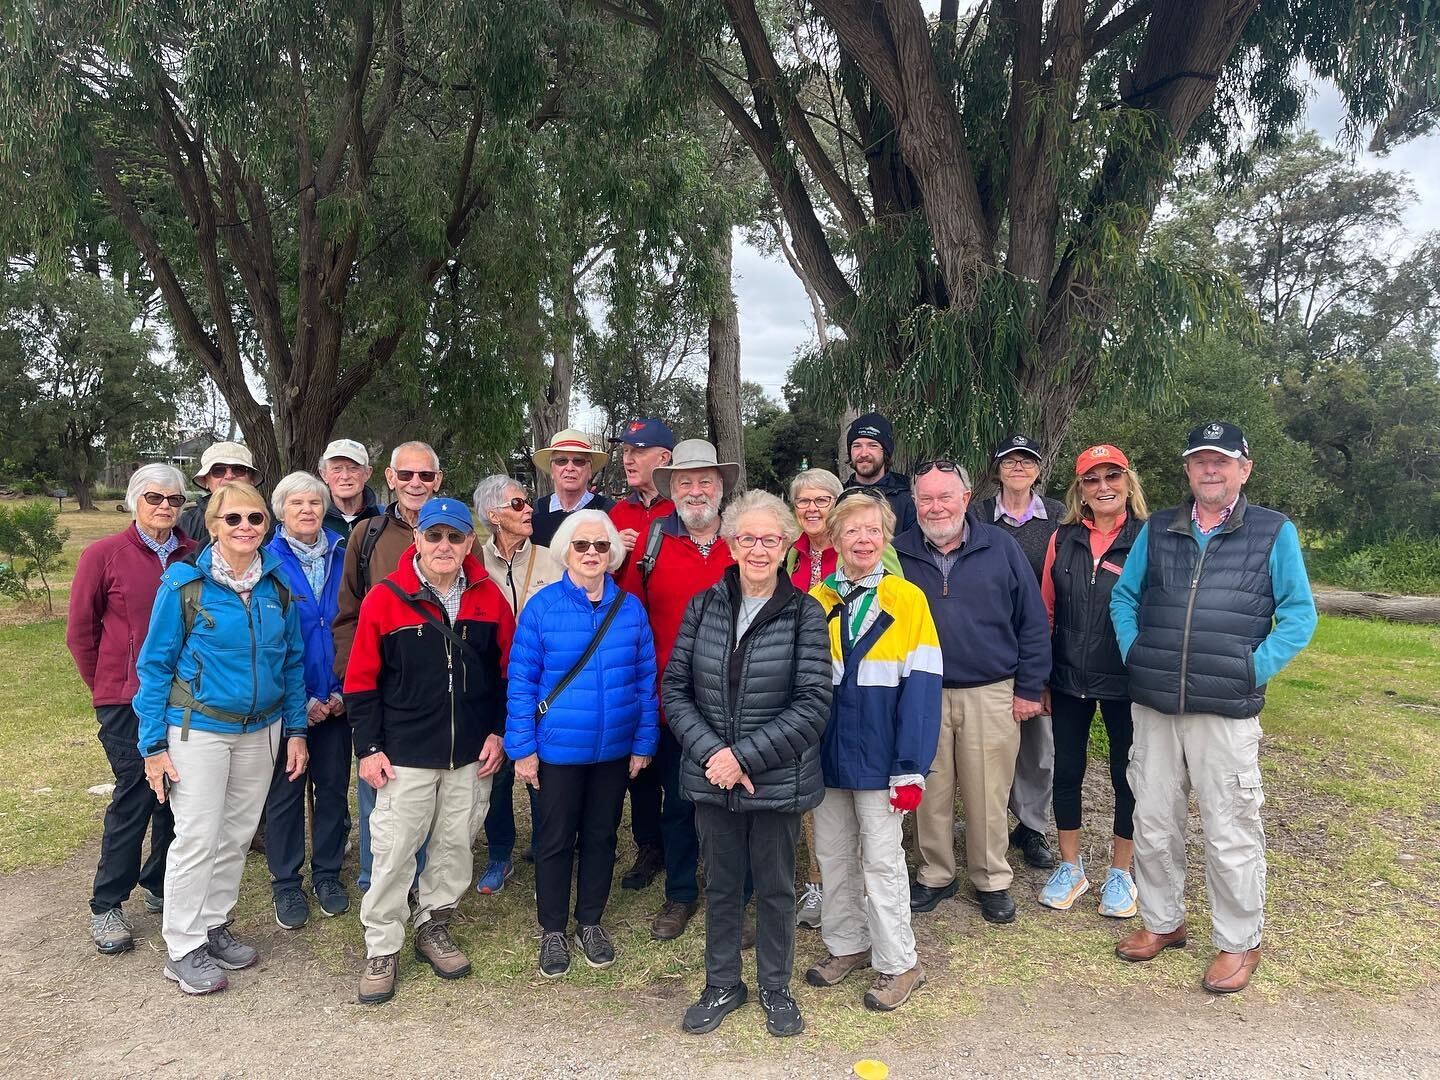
[1111,515,1316,689]
[265,529,345,703]
[134,546,308,754]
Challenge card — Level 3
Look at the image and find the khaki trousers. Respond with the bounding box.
[1129,704,1266,952]
[361,764,493,958]
[813,787,917,976]
[915,680,1019,892]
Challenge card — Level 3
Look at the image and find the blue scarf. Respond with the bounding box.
[281,527,330,597]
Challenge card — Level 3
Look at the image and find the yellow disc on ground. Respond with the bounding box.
[853,1061,890,1080]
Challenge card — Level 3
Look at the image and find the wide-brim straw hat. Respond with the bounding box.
[532,428,610,472]
[652,439,740,498]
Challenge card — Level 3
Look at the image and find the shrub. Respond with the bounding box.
[0,502,70,613]
[1304,531,1440,596]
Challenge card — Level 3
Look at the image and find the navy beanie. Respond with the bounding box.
[847,412,895,459]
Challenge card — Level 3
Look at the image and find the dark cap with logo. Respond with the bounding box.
[847,412,895,458]
[1183,421,1249,459]
[993,433,1042,461]
[611,417,675,450]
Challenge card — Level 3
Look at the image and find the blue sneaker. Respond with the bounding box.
[1038,860,1089,911]
[1097,867,1138,918]
[476,859,515,895]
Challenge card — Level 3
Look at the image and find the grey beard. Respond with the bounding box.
[679,500,719,533]
[920,521,964,548]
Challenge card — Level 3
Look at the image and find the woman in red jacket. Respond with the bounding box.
[66,463,197,955]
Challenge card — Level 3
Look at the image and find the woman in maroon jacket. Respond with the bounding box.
[66,463,197,955]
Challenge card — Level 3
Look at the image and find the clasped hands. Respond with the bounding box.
[706,747,754,794]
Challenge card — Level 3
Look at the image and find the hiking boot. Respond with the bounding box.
[165,945,229,995]
[273,887,310,930]
[314,877,350,917]
[415,919,471,979]
[206,924,259,970]
[1038,860,1090,911]
[682,982,748,1034]
[539,930,571,978]
[760,985,804,1037]
[1010,825,1056,869]
[741,910,756,951]
[977,888,1017,924]
[909,877,958,913]
[358,953,397,1005]
[90,908,134,954]
[143,890,164,914]
[796,881,823,929]
[863,963,926,1011]
[651,899,698,940]
[575,924,616,969]
[804,949,871,988]
[621,844,665,890]
[475,858,515,895]
[1097,867,1139,919]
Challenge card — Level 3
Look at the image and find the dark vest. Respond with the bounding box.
[1126,496,1285,718]
[1049,515,1143,701]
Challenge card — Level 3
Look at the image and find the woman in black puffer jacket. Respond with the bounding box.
[663,490,832,1040]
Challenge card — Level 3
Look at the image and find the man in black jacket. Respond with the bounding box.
[319,438,381,537]
[842,412,917,535]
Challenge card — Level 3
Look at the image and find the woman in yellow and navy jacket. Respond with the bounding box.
[802,487,942,1014]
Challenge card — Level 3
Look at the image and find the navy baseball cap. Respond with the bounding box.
[1184,421,1249,459]
[416,497,474,533]
[612,417,674,450]
[993,433,1042,461]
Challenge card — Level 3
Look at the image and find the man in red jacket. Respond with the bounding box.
[344,498,514,1005]
[621,439,738,941]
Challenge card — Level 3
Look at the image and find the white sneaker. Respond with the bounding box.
[796,882,823,929]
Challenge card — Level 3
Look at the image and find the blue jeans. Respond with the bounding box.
[357,773,427,892]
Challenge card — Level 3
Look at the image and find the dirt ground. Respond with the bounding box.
[2,843,1435,1079]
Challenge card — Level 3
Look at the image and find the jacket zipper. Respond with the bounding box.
[246,595,259,716]
[446,638,456,769]
[1177,536,1212,714]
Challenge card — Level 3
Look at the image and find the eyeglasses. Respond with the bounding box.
[570,539,612,554]
[793,496,834,510]
[423,528,466,545]
[325,462,367,475]
[914,459,963,477]
[835,486,886,506]
[141,492,186,508]
[209,464,252,479]
[735,534,783,550]
[221,512,266,527]
[503,497,532,512]
[1079,468,1127,488]
[549,456,590,469]
[394,469,439,483]
[999,456,1039,471]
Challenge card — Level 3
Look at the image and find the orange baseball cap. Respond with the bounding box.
[1075,444,1130,476]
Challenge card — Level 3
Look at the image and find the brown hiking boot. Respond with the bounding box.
[358,954,397,1004]
[650,900,698,940]
[804,949,872,988]
[863,963,926,1011]
[415,919,471,979]
[621,844,665,890]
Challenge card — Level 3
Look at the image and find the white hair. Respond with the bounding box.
[551,509,625,573]
[125,463,187,513]
[788,468,842,504]
[389,440,440,471]
[472,473,524,523]
[270,471,333,517]
[721,489,800,544]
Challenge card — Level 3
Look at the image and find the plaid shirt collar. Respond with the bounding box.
[134,523,180,568]
[1191,496,1238,535]
[413,555,467,624]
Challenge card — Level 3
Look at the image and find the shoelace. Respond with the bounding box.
[366,956,392,976]
[209,925,237,950]
[799,883,822,907]
[97,909,132,935]
[700,985,737,1007]
[871,973,895,992]
[423,923,459,953]
[761,987,795,1010]
[540,932,568,963]
[579,925,611,952]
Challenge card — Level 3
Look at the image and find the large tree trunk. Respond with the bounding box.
[529,261,577,496]
[706,230,746,493]
[1314,589,1440,624]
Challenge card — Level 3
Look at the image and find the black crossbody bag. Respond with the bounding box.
[537,595,625,717]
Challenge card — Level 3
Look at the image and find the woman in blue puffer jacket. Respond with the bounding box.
[505,509,659,979]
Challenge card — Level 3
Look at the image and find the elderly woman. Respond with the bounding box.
[472,474,564,894]
[804,488,942,1013]
[261,472,350,930]
[135,481,308,995]
[1036,445,1150,918]
[67,464,197,955]
[663,491,831,1038]
[505,509,658,978]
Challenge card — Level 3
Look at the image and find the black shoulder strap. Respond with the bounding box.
[379,579,481,664]
[637,517,666,583]
[537,593,625,717]
[356,514,391,594]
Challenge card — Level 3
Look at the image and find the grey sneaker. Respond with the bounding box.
[143,890,164,914]
[274,887,310,930]
[90,908,134,954]
[314,877,350,917]
[796,882,823,929]
[206,924,259,970]
[165,945,229,995]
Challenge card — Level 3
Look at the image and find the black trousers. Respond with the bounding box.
[264,717,353,894]
[655,727,700,902]
[1050,691,1135,839]
[627,757,663,850]
[533,757,630,932]
[694,802,801,991]
[90,705,175,915]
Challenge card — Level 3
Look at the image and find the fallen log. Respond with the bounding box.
[1314,589,1440,624]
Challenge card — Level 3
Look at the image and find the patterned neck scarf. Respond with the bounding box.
[281,526,330,596]
[134,524,179,569]
[208,548,263,603]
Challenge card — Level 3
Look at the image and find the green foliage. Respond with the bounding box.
[0,502,70,613]
[1303,532,1440,595]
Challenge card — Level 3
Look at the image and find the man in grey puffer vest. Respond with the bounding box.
[1109,422,1316,995]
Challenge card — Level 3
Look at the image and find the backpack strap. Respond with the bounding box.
[637,518,666,585]
[356,514,391,595]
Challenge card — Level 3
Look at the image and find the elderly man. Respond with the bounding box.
[843,413,916,535]
[319,438,380,537]
[894,460,1050,925]
[608,417,676,890]
[345,497,513,1004]
[619,439,738,941]
[333,440,445,892]
[177,442,261,545]
[1110,422,1316,994]
[530,429,614,547]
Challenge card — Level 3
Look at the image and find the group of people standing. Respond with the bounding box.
[66,409,1316,1033]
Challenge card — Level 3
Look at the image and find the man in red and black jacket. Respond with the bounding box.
[344,498,514,1005]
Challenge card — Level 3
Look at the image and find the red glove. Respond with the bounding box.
[890,784,922,813]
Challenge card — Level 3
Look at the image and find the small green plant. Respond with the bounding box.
[0,502,70,613]
[1304,531,1440,595]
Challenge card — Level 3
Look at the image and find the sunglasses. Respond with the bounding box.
[835,486,886,506]
[793,496,834,510]
[1079,468,1127,487]
[914,459,963,477]
[502,497,533,512]
[549,456,591,469]
[221,512,266,527]
[209,464,252,479]
[394,469,438,483]
[141,492,186,508]
[570,539,612,554]
[735,534,783,550]
[423,528,466,545]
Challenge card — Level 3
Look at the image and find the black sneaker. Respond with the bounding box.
[539,930,571,978]
[314,878,350,917]
[682,982,748,1034]
[575,924,616,969]
[621,844,664,890]
[759,986,804,1037]
[274,887,310,930]
[909,878,958,913]
[977,888,1017,924]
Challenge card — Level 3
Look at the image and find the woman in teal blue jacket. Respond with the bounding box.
[135,482,308,996]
